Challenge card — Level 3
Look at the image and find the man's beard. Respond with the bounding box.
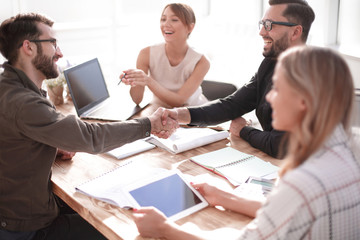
[263,34,289,58]
[32,45,59,79]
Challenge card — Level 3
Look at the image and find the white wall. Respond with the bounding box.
[343,55,360,89]
[0,0,263,88]
[1,0,359,89]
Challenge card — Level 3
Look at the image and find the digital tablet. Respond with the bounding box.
[123,170,208,221]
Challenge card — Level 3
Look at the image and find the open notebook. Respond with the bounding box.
[64,58,148,121]
[190,147,279,185]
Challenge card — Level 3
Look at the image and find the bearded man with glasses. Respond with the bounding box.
[0,13,178,240]
[160,0,315,159]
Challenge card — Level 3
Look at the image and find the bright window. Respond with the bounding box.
[0,0,359,87]
[337,0,360,56]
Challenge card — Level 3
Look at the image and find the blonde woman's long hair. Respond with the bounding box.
[278,46,354,176]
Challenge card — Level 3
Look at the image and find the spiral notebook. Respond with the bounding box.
[190,147,279,185]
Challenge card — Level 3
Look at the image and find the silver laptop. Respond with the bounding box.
[64,58,148,121]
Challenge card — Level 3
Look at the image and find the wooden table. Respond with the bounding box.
[52,100,281,240]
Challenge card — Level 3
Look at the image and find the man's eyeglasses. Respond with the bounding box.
[18,39,57,49]
[258,20,298,31]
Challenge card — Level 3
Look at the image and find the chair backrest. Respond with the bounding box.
[201,80,237,101]
[354,89,360,127]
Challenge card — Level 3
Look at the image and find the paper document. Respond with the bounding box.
[147,127,229,154]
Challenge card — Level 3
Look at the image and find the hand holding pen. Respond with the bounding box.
[118,73,126,85]
[119,69,151,87]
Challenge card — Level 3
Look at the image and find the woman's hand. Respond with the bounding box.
[191,182,222,206]
[133,207,171,238]
[121,69,151,87]
[193,181,263,218]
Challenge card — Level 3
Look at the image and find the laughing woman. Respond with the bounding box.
[120,3,210,107]
[132,46,360,239]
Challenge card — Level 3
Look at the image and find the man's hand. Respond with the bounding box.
[56,149,76,160]
[148,107,179,138]
[161,107,191,126]
[160,108,179,126]
[229,117,251,137]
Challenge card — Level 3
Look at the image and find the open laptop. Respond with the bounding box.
[64,58,148,121]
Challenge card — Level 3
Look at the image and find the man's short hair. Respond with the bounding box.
[0,13,54,64]
[269,0,315,42]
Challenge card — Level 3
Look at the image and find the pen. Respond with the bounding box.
[122,206,133,210]
[118,73,126,85]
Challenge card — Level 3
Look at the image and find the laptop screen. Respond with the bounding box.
[64,58,110,116]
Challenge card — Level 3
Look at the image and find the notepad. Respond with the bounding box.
[147,127,229,154]
[107,139,155,159]
[190,147,279,185]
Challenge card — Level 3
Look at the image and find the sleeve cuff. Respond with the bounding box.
[240,126,255,141]
[136,117,151,137]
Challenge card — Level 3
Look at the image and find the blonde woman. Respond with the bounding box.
[121,3,210,107]
[132,46,360,239]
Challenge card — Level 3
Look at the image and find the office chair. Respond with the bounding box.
[201,80,237,101]
[354,88,360,127]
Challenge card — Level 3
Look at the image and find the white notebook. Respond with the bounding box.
[190,147,279,185]
[107,139,155,159]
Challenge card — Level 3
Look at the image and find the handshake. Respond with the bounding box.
[148,107,189,139]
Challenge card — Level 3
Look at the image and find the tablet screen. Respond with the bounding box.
[128,172,206,220]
